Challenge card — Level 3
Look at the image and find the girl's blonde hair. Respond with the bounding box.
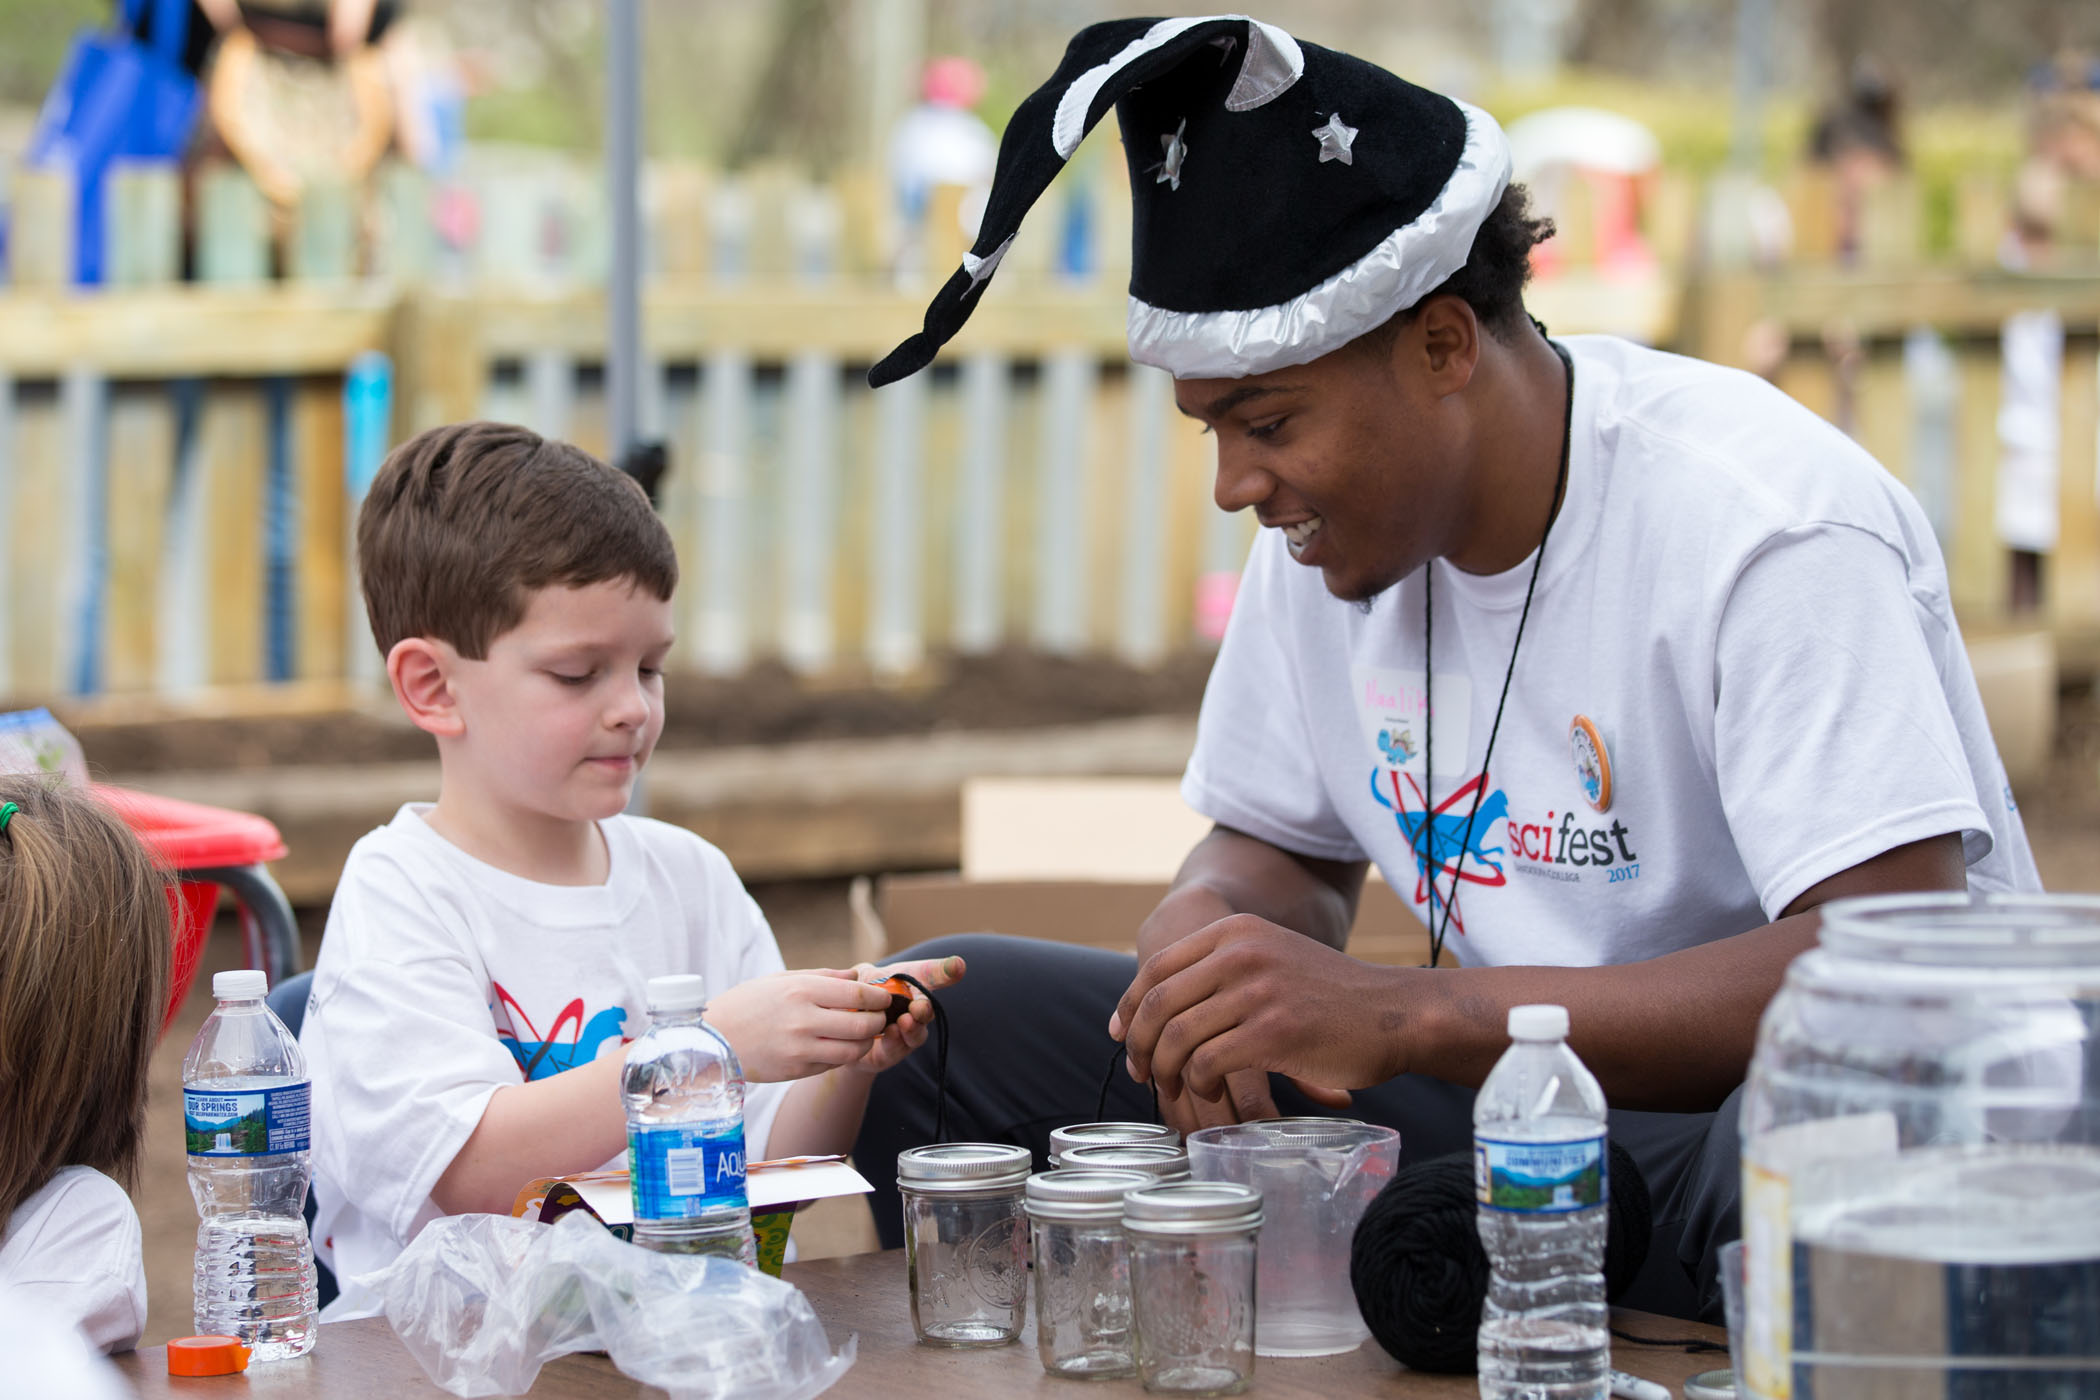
[0,777,171,1224]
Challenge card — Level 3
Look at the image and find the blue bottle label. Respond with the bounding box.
[1475,1133,1606,1212]
[629,1122,748,1221]
[184,1082,311,1156]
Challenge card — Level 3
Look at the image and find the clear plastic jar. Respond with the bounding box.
[1048,1121,1181,1167]
[1124,1181,1263,1396]
[1027,1167,1153,1379]
[897,1143,1031,1347]
[1060,1140,1191,1183]
[1740,893,2100,1400]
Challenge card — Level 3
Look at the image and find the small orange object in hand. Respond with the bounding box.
[874,974,916,1025]
[167,1335,250,1376]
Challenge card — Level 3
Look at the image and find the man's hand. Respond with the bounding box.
[1155,1069,1355,1135]
[1111,913,1416,1103]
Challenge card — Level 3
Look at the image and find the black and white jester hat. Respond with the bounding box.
[868,14,1511,387]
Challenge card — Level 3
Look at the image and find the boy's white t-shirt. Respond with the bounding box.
[0,1166,147,1353]
[304,806,791,1320]
[1185,336,2040,970]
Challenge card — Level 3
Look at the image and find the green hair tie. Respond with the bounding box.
[0,801,17,836]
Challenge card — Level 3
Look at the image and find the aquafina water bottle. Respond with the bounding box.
[183,969,318,1359]
[1475,1003,1609,1400]
[623,973,755,1262]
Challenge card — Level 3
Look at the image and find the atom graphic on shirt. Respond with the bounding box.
[492,982,629,1081]
[1368,767,1509,936]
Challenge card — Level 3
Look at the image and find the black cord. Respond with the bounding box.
[1610,1327,1728,1354]
[1095,1043,1161,1124]
[891,972,948,1143]
[1422,340,1574,968]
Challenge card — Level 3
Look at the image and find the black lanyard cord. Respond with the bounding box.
[1418,338,1574,968]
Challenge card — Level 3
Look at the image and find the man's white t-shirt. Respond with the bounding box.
[304,806,791,1320]
[1185,336,2039,969]
[0,1166,147,1353]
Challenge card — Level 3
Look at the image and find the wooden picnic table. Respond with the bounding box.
[114,1248,1726,1397]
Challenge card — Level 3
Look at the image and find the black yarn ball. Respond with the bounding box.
[1349,1140,1652,1374]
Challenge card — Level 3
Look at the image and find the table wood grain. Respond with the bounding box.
[113,1249,1725,1398]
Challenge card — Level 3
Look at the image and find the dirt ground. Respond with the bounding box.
[125,679,2100,1346]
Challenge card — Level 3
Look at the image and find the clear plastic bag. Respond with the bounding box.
[358,1212,856,1398]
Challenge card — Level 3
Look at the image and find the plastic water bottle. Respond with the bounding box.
[1475,1004,1609,1400]
[182,970,318,1359]
[623,974,755,1263]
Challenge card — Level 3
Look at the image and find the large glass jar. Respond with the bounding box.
[1026,1167,1153,1379]
[1048,1121,1181,1167]
[1124,1181,1263,1396]
[1060,1140,1191,1183]
[1740,893,2100,1400]
[897,1142,1031,1347]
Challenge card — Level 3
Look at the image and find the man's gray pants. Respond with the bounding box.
[852,934,1742,1323]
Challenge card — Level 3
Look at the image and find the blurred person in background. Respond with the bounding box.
[1993,53,2099,618]
[888,55,997,284]
[1807,55,1906,263]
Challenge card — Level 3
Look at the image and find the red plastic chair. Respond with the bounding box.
[92,785,302,1033]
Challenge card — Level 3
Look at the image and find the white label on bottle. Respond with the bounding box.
[1740,1112,1899,1400]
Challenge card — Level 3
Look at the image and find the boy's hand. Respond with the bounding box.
[705,972,895,1083]
[841,955,966,1076]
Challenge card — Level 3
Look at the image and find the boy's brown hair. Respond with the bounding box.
[0,777,172,1223]
[357,422,678,659]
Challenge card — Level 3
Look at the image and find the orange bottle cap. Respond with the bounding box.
[167,1335,251,1376]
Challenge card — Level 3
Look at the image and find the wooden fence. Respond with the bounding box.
[2,153,2098,708]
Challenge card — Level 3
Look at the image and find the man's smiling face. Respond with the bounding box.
[1175,314,1474,604]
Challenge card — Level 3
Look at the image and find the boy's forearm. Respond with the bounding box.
[763,1068,877,1161]
[429,1052,630,1217]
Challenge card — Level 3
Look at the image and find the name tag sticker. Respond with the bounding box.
[1353,666,1471,783]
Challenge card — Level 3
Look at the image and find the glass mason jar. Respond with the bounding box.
[1124,1181,1263,1396]
[1048,1121,1181,1168]
[1060,1140,1191,1183]
[1027,1167,1154,1379]
[1740,894,2100,1400]
[898,1142,1031,1347]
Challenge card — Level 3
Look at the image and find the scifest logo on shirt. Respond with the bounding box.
[1369,767,1508,937]
[1357,688,1643,921]
[492,983,630,1080]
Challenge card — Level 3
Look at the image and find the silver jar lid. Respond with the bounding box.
[1025,1168,1155,1222]
[1122,1181,1264,1236]
[1048,1121,1180,1165]
[896,1142,1032,1192]
[1059,1142,1190,1180]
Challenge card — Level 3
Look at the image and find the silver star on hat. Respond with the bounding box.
[1157,118,1189,190]
[1311,112,1357,164]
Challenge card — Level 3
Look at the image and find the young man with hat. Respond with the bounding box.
[857,15,2040,1319]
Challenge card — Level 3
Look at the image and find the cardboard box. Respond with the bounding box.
[512,1157,873,1277]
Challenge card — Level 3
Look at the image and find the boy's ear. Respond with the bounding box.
[387,637,466,739]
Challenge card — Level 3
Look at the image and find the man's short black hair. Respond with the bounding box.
[1356,183,1555,354]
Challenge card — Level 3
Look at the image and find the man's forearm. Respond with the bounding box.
[1399,910,1823,1110]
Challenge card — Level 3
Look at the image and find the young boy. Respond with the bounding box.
[302,422,959,1319]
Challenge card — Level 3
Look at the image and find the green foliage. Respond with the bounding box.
[0,0,107,108]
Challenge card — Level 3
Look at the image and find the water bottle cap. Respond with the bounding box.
[1508,1003,1569,1041]
[212,969,268,1001]
[166,1336,250,1376]
[646,973,708,1012]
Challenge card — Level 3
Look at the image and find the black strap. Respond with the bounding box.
[1419,339,1575,967]
[890,972,949,1142]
